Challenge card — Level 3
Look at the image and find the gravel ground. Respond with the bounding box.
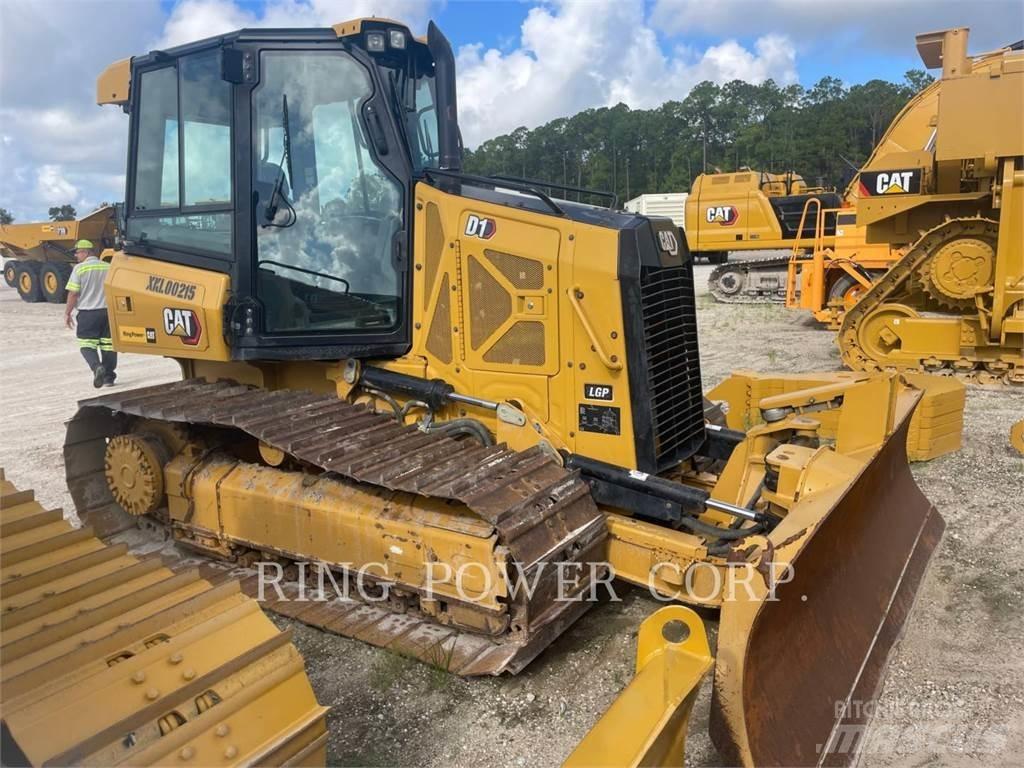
[0,262,1020,767]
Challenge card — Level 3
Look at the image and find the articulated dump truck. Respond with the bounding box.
[0,207,118,303]
[4,18,968,767]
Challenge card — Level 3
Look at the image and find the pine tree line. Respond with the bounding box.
[464,71,934,203]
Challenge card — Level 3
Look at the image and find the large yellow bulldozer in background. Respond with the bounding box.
[839,27,1023,386]
[0,206,118,303]
[0,17,969,767]
[697,32,1021,334]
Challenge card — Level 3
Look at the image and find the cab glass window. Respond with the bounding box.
[128,51,233,256]
[133,67,179,210]
[407,75,439,171]
[253,50,403,334]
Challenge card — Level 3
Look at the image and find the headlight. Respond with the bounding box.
[389,29,406,49]
[366,32,386,52]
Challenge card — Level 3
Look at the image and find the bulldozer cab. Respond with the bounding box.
[106,19,455,361]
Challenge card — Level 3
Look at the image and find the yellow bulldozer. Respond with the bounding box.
[838,27,1023,386]
[3,17,968,767]
[0,207,118,303]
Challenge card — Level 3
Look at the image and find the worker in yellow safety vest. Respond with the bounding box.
[64,239,117,387]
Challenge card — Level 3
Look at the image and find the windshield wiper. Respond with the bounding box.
[264,94,295,227]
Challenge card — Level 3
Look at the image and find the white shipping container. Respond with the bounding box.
[623,193,688,228]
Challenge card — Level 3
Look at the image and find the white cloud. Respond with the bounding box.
[456,0,797,146]
[35,165,80,204]
[0,0,436,221]
[0,0,163,221]
[158,0,437,49]
[650,0,1023,53]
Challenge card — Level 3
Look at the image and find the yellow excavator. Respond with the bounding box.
[26,17,966,766]
[686,168,840,266]
[839,27,1023,386]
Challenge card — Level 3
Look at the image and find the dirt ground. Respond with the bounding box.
[1,262,1021,767]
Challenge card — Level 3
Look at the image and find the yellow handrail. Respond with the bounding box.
[568,285,623,371]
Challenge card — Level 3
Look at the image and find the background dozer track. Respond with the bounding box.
[63,379,607,676]
[707,255,792,304]
[0,469,328,767]
[839,217,1021,386]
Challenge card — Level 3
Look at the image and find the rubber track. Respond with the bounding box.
[707,256,792,304]
[64,379,607,675]
[838,217,1019,386]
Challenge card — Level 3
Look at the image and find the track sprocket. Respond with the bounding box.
[918,234,996,309]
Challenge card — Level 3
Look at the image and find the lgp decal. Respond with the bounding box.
[706,205,739,226]
[147,275,198,301]
[464,214,496,239]
[657,230,679,255]
[163,307,202,345]
[584,383,614,401]
[859,169,922,196]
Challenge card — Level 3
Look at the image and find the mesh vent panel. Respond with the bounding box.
[424,202,444,297]
[483,321,545,365]
[484,250,544,290]
[468,255,511,350]
[426,273,453,363]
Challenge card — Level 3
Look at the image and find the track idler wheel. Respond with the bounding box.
[713,268,745,296]
[856,303,918,366]
[104,433,169,515]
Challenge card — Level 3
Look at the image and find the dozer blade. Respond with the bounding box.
[0,469,329,767]
[710,393,943,766]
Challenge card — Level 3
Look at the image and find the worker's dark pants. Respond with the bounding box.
[77,309,117,378]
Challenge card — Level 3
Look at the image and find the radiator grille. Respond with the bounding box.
[638,265,705,469]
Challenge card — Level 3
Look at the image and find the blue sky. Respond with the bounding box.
[2,0,1021,221]
[152,0,997,84]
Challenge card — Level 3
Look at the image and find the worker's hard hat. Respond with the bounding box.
[74,239,95,250]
